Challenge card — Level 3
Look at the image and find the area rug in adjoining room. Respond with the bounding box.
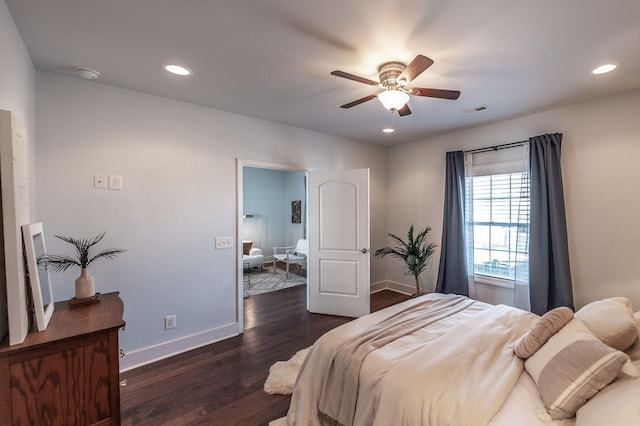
[243,268,306,297]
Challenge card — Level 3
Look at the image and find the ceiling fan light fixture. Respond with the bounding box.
[331,54,459,117]
[378,89,410,111]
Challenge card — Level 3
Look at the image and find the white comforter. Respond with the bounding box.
[286,293,540,426]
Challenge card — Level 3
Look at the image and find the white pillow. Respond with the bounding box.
[575,297,637,351]
[576,360,640,425]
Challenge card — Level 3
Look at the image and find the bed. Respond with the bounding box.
[278,293,640,426]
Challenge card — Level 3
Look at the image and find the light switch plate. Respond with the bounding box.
[108,175,123,190]
[215,236,234,249]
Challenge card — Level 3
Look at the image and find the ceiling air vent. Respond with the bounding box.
[464,105,490,114]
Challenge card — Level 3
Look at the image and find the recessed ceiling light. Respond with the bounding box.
[382,128,394,133]
[592,62,619,75]
[75,67,100,80]
[163,64,192,76]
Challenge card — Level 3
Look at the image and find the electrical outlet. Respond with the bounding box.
[108,174,123,190]
[215,236,234,249]
[164,315,176,330]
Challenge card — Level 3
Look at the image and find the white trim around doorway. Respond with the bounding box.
[236,159,309,332]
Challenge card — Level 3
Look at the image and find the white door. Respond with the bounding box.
[308,168,370,317]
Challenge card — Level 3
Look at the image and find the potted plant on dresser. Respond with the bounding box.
[42,231,125,301]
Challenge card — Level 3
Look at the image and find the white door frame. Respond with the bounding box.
[236,159,308,332]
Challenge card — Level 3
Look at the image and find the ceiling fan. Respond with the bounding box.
[331,54,460,116]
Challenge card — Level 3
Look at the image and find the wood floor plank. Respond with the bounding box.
[120,286,410,425]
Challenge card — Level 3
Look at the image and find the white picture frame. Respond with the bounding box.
[22,223,54,331]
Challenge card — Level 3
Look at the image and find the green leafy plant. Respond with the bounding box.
[375,225,437,296]
[41,232,125,272]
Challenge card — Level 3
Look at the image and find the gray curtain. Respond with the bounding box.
[436,151,468,296]
[528,133,574,314]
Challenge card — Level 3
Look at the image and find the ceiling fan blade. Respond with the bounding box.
[340,94,377,109]
[331,70,379,86]
[397,104,411,116]
[398,55,434,83]
[409,87,461,100]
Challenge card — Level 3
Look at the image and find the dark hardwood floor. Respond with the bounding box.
[120,285,410,426]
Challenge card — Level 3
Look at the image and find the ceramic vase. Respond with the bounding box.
[75,268,95,299]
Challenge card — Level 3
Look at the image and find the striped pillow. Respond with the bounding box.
[525,318,629,420]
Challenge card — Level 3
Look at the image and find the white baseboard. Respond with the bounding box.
[119,322,240,372]
[370,280,414,295]
[122,283,412,372]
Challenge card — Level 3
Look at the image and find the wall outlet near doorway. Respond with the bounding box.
[164,315,176,330]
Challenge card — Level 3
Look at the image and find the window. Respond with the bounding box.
[469,172,529,281]
[465,147,530,286]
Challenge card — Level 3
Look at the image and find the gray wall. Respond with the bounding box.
[383,89,640,310]
[34,71,387,368]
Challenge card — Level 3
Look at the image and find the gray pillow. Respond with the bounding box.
[514,306,573,359]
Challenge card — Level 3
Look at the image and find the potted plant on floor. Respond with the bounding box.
[42,232,125,300]
[375,225,437,297]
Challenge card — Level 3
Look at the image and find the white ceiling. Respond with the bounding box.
[6,0,640,146]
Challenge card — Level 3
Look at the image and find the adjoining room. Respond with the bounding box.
[242,167,307,298]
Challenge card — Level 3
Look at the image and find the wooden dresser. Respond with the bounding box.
[0,292,125,425]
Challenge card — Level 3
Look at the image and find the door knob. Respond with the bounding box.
[361,248,368,253]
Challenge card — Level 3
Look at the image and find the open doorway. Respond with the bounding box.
[236,160,308,331]
[242,166,307,296]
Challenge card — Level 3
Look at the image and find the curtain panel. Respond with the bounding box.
[436,151,469,296]
[528,133,574,314]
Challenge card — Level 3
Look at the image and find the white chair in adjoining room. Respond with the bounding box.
[272,239,308,279]
[243,247,265,269]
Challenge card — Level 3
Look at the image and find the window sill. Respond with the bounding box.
[473,275,515,289]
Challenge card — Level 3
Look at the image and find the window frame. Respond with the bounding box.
[467,160,530,288]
